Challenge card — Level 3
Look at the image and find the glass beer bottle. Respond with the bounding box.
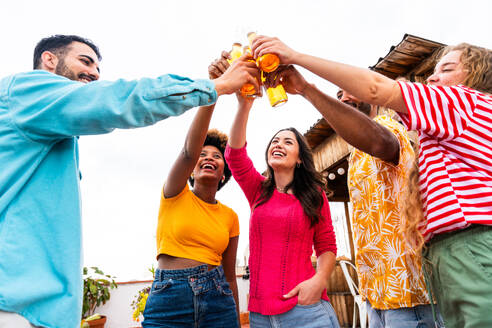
[240,46,258,97]
[262,71,287,108]
[247,31,280,73]
[227,42,243,64]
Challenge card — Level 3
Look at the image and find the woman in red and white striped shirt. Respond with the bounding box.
[250,36,492,328]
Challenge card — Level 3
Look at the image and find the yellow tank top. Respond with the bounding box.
[156,184,239,265]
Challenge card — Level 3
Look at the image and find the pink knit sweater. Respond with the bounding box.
[225,144,337,315]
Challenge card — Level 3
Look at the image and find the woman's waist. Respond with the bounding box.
[249,268,320,295]
[248,292,330,315]
[156,254,219,280]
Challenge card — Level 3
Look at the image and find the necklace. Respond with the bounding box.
[276,186,288,193]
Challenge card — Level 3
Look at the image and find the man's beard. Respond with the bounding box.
[344,100,372,116]
[55,58,78,81]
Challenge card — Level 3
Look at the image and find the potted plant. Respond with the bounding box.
[81,266,117,328]
[131,266,155,323]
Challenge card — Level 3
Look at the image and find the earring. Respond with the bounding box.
[190,173,194,179]
[221,176,225,183]
[296,162,301,168]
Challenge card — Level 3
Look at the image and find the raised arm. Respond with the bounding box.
[276,65,400,164]
[228,97,254,149]
[163,53,253,198]
[209,52,257,149]
[9,54,260,143]
[251,35,407,114]
[163,103,216,198]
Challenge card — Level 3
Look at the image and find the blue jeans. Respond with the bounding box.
[366,301,443,328]
[142,265,238,328]
[249,300,340,328]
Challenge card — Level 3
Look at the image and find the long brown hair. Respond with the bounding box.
[254,128,327,227]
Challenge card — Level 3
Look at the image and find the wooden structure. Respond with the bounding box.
[306,34,446,327]
[305,33,446,202]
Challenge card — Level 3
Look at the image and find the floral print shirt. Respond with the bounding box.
[348,115,429,310]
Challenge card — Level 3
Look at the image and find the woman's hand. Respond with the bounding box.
[251,35,299,65]
[208,51,230,79]
[283,273,326,305]
[212,53,261,97]
[209,52,261,106]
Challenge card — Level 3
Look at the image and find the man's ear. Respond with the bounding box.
[40,51,58,72]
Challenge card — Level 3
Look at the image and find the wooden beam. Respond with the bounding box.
[344,202,355,261]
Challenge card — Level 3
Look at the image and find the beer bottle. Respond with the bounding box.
[247,31,280,73]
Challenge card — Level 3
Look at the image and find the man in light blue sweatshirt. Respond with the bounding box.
[0,34,259,328]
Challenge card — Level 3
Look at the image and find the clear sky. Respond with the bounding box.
[1,0,491,281]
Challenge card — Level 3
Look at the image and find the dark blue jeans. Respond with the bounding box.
[142,265,238,328]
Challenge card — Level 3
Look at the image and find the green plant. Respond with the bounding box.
[82,266,118,319]
[131,266,155,322]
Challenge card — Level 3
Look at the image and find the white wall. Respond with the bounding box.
[95,277,249,328]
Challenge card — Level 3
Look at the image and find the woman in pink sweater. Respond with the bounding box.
[221,57,339,327]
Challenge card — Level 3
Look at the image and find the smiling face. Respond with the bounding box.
[52,41,100,83]
[267,130,301,172]
[427,50,468,87]
[192,145,225,186]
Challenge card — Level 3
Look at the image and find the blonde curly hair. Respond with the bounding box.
[402,43,492,251]
[442,43,492,93]
[402,151,426,252]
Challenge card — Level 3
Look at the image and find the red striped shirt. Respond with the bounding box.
[398,82,492,240]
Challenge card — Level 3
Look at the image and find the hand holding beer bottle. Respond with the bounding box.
[247,32,280,73]
[247,32,288,107]
[225,43,261,98]
[249,35,298,66]
[210,51,261,96]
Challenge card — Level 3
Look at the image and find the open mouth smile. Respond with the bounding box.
[271,149,286,158]
[200,162,217,171]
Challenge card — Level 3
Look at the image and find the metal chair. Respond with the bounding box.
[339,260,367,328]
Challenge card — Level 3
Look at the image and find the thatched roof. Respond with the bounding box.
[370,33,445,82]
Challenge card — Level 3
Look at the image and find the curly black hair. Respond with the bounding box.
[188,129,231,191]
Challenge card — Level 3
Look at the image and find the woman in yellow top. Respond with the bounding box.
[142,57,259,328]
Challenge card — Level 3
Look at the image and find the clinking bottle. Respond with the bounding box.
[247,32,286,107]
[227,43,257,98]
[247,31,280,73]
[227,42,243,64]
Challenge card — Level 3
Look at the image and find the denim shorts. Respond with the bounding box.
[142,265,238,328]
[366,301,443,328]
[249,300,340,328]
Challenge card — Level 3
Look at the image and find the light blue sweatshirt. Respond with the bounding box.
[0,70,217,328]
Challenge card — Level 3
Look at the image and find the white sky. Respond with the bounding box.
[1,0,491,281]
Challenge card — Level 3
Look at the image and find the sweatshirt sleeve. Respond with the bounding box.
[313,192,337,257]
[224,143,264,208]
[7,71,217,142]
